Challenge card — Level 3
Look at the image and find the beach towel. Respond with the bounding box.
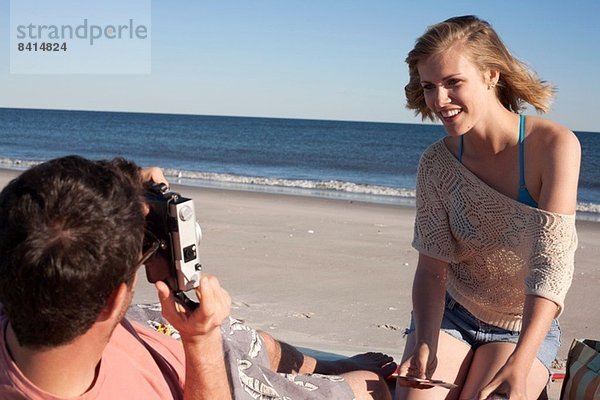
[560,338,600,399]
[126,303,356,399]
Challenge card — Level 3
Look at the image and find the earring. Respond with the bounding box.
[488,84,496,90]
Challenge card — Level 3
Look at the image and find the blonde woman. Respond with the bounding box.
[397,16,580,400]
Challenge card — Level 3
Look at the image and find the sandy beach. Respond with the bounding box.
[1,168,598,396]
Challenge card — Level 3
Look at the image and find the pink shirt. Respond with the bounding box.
[0,310,185,399]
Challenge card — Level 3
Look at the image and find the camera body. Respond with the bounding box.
[144,183,201,293]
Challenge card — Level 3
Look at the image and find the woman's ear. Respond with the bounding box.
[487,68,500,87]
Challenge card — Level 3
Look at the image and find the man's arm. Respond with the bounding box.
[156,275,232,400]
[141,168,232,399]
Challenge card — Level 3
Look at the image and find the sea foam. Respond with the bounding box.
[1,157,598,220]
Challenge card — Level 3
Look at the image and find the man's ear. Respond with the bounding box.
[97,282,130,323]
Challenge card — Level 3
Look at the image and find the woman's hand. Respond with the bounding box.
[475,360,528,400]
[476,295,558,400]
[399,341,438,379]
[396,342,438,389]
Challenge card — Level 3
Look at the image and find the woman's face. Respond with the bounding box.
[417,50,493,136]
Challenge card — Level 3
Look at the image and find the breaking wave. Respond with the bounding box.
[1,157,599,220]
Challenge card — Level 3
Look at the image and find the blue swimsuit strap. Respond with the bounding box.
[458,117,525,173]
[457,115,537,206]
[517,115,538,207]
[519,114,526,188]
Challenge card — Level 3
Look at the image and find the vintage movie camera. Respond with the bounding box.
[144,183,202,308]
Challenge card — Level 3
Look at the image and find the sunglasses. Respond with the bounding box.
[137,230,162,269]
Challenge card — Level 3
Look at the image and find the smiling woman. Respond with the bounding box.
[416,51,490,136]
[396,15,581,400]
[404,16,554,123]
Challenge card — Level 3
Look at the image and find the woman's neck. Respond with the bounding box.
[464,107,520,156]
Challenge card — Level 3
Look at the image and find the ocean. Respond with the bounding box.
[1,107,599,221]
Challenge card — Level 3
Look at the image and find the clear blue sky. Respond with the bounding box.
[1,0,599,132]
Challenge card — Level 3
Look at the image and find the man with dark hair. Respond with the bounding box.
[0,157,145,348]
[0,156,395,399]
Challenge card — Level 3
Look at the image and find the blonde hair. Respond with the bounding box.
[405,15,555,121]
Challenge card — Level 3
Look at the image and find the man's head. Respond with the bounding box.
[0,156,146,348]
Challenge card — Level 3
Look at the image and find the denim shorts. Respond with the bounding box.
[407,294,561,371]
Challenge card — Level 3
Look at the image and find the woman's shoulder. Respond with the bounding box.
[526,116,581,214]
[526,115,580,171]
[526,115,580,152]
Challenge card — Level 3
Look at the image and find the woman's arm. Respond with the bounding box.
[477,295,557,399]
[534,120,581,215]
[478,122,581,399]
[397,253,448,380]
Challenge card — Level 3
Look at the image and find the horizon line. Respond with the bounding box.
[1,106,598,134]
[0,105,439,128]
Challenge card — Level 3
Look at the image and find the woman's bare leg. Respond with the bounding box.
[396,331,473,400]
[459,342,548,399]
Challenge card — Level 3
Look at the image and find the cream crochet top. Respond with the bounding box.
[412,140,577,332]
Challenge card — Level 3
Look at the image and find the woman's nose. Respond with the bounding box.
[434,86,451,108]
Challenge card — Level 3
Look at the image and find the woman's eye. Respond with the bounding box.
[446,79,460,87]
[421,84,435,90]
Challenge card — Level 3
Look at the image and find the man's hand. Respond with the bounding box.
[141,167,168,186]
[140,167,168,216]
[155,274,231,343]
[157,275,233,400]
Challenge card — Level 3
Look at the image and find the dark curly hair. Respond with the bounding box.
[0,156,145,348]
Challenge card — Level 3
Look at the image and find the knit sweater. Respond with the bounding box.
[412,140,577,332]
